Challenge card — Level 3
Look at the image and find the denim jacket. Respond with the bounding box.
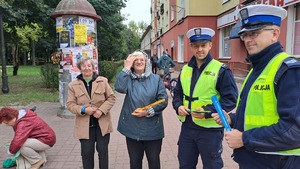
[114,66,168,140]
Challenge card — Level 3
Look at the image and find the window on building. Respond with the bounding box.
[161,15,164,35]
[171,6,174,21]
[297,5,300,20]
[166,11,169,26]
[220,25,233,58]
[178,0,185,20]
[178,35,184,63]
[293,6,300,57]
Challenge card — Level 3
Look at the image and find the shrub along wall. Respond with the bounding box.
[99,60,123,82]
[40,60,124,90]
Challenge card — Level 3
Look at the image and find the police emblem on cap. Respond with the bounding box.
[240,8,249,23]
[194,28,201,35]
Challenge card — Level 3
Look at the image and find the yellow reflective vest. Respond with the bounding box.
[179,59,223,128]
[238,52,300,156]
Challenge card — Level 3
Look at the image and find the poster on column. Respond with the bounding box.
[60,30,70,48]
[62,16,79,47]
[55,15,98,82]
[80,16,96,47]
[60,48,73,71]
[74,24,87,44]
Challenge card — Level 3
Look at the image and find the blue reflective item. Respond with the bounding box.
[211,95,232,131]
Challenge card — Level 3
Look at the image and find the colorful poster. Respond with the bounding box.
[60,30,70,48]
[87,31,96,46]
[55,15,98,82]
[56,17,63,28]
[79,16,95,29]
[74,24,88,43]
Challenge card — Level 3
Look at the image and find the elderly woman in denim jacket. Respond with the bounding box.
[114,51,168,169]
[67,58,116,169]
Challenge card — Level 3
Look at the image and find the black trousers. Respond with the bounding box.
[152,63,158,74]
[80,126,110,169]
[126,137,162,169]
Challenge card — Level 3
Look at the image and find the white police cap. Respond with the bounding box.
[238,4,287,34]
[186,27,215,43]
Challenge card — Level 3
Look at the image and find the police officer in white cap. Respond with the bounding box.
[212,4,300,169]
[172,27,238,169]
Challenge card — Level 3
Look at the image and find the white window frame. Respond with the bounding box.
[219,26,232,59]
[178,35,184,63]
[171,6,174,21]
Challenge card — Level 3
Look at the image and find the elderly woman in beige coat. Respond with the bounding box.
[67,58,116,169]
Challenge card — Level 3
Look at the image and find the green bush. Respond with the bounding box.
[40,63,59,90]
[99,61,119,82]
[111,64,124,84]
[114,60,124,68]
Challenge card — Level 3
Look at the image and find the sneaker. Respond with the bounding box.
[31,159,45,169]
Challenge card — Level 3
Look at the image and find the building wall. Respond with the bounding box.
[188,0,220,16]
[141,30,151,57]
[149,0,300,76]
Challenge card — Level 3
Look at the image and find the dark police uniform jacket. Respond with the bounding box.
[230,42,300,169]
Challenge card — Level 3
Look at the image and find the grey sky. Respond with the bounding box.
[121,0,151,25]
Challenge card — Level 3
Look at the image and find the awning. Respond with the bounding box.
[229,21,242,39]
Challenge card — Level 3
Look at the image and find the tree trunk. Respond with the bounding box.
[12,45,19,76]
[31,40,36,66]
[23,51,27,65]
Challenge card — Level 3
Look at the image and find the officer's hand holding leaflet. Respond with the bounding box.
[188,108,208,119]
[177,105,189,117]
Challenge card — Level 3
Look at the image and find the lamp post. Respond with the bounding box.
[0,8,9,94]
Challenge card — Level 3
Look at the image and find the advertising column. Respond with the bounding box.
[55,15,98,117]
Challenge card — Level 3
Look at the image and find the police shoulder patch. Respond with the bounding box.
[221,64,229,69]
[283,57,300,68]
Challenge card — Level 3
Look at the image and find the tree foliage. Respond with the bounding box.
[0,0,143,67]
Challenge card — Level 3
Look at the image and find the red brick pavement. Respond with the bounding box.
[0,72,240,169]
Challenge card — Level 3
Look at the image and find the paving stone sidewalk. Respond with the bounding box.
[0,71,239,169]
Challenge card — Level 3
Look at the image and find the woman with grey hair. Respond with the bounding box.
[114,51,168,169]
[67,58,116,169]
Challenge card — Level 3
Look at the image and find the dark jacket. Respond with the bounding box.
[172,53,238,130]
[158,54,176,74]
[151,55,158,64]
[230,42,300,169]
[10,109,56,154]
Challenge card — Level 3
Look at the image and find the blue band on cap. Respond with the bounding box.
[190,34,212,43]
[242,15,281,26]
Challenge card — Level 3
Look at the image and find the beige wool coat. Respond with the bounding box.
[66,76,116,139]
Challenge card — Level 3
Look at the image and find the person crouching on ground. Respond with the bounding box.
[0,107,56,169]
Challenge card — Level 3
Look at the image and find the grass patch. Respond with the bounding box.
[0,66,59,106]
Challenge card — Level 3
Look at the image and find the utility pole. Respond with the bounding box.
[0,8,9,93]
